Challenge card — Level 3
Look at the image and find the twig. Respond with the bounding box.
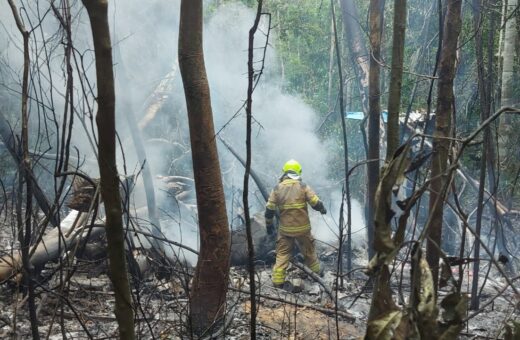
[229,287,356,323]
[290,260,334,300]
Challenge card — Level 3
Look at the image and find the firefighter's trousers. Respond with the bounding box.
[272,230,320,285]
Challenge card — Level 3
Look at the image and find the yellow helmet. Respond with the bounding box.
[282,159,302,175]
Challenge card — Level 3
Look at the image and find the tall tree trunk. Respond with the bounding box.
[178,0,231,334]
[366,0,385,260]
[243,2,263,337]
[81,1,135,339]
[339,0,370,114]
[500,0,518,113]
[331,0,352,287]
[6,1,40,338]
[499,0,518,182]
[471,0,494,310]
[327,18,335,111]
[386,0,407,160]
[426,0,462,293]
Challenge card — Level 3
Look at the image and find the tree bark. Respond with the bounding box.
[178,0,231,334]
[366,0,385,260]
[426,0,462,293]
[386,0,407,160]
[243,1,263,337]
[81,1,135,338]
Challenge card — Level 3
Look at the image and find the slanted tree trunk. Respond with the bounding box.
[113,44,162,250]
[219,137,269,202]
[0,110,58,227]
[81,1,135,338]
[339,0,370,113]
[426,0,462,292]
[138,61,179,131]
[366,0,385,259]
[386,0,407,160]
[178,0,231,334]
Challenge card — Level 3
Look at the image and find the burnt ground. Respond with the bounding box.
[1,214,519,339]
[0,248,367,339]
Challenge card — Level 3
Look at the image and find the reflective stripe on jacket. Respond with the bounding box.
[266,178,320,235]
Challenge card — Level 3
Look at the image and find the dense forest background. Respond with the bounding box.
[0,0,519,338]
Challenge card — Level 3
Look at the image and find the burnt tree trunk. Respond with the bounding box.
[81,0,135,338]
[178,0,231,334]
[426,0,462,292]
[386,0,406,160]
[366,0,385,259]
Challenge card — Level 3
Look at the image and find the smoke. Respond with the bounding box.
[0,1,366,263]
[200,3,366,247]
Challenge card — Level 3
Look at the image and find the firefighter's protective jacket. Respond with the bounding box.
[265,177,322,235]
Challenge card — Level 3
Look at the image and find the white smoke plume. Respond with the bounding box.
[0,1,366,263]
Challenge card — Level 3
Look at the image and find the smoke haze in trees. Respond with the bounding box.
[0,1,366,263]
[202,3,366,248]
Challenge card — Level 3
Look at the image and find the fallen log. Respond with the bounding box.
[129,206,274,267]
[230,213,275,266]
[0,210,104,282]
[217,138,282,266]
[158,174,194,186]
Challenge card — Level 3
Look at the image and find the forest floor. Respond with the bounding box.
[0,216,519,339]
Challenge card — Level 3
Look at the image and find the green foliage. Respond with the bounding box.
[263,0,333,116]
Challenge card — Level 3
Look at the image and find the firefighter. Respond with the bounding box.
[265,159,327,288]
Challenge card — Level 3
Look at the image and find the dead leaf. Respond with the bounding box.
[365,310,403,340]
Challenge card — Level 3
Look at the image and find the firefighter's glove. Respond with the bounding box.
[315,201,327,215]
[266,223,275,236]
